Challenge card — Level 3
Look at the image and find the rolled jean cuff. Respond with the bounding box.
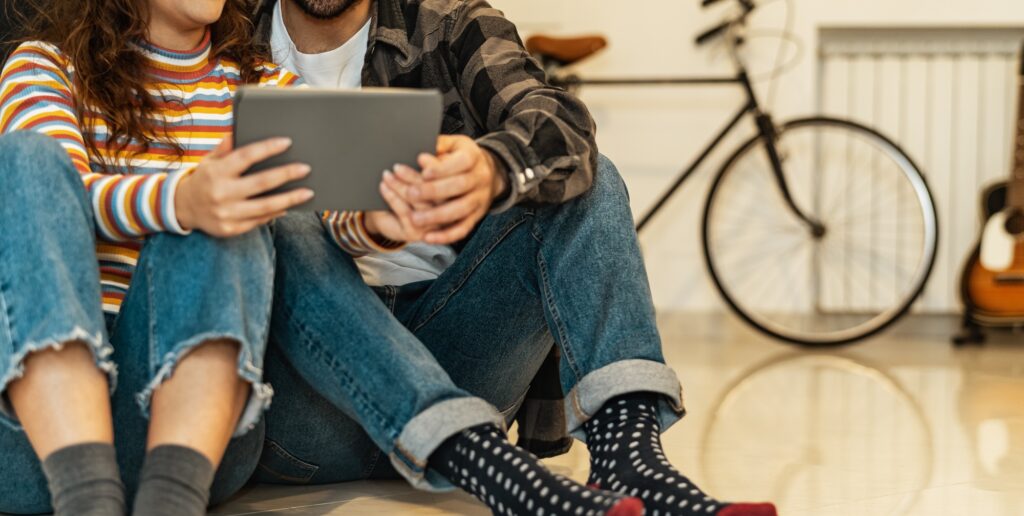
[0,326,113,431]
[565,359,686,440]
[135,332,273,438]
[389,397,506,492]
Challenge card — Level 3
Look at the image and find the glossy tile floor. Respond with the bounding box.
[213,314,1024,516]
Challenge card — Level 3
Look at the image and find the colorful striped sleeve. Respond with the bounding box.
[258,62,404,255]
[0,42,191,242]
[320,211,405,256]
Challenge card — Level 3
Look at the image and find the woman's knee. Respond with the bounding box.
[0,132,85,205]
[144,224,275,276]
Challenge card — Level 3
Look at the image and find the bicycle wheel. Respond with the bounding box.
[702,117,938,346]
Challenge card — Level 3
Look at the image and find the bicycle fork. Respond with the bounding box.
[754,112,827,239]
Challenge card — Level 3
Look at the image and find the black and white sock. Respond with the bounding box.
[42,442,126,516]
[585,394,777,516]
[431,424,644,516]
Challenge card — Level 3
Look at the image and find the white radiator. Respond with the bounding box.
[818,27,1024,312]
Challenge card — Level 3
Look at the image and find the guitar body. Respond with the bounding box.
[964,246,1024,316]
[956,48,1024,343]
[961,182,1024,318]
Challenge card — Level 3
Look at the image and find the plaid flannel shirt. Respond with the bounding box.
[253,0,599,457]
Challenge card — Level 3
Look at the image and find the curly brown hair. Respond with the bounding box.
[6,0,267,170]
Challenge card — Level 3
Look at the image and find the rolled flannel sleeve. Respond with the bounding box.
[449,0,599,212]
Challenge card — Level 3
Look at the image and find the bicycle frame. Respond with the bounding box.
[555,70,822,234]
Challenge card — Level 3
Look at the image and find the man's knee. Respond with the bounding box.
[590,154,631,203]
[273,212,362,281]
[273,212,327,251]
[547,155,631,222]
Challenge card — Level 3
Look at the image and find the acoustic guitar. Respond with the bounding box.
[959,54,1024,323]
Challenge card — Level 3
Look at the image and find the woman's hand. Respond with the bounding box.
[175,136,313,237]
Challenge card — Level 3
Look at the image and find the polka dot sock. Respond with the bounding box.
[584,394,777,516]
[430,424,644,516]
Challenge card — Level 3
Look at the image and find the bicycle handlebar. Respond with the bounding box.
[702,0,755,8]
[695,0,756,47]
[695,21,732,46]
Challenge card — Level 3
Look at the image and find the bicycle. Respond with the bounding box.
[526,0,939,347]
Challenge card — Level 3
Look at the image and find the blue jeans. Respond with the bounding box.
[0,132,272,513]
[258,156,685,491]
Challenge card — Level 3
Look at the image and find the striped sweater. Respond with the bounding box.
[0,32,394,314]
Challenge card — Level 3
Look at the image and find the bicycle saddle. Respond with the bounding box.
[525,35,608,66]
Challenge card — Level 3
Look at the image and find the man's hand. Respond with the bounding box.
[363,167,429,243]
[176,136,312,237]
[405,135,509,245]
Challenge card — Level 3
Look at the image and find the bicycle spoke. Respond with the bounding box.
[829,184,918,226]
[721,238,809,311]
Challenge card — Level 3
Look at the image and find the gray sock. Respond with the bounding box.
[41,442,126,516]
[132,445,215,516]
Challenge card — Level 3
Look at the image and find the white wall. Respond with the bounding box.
[494,0,1024,312]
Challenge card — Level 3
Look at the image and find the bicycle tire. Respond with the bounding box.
[701,116,939,347]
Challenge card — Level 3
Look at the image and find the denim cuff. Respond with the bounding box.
[134,332,273,438]
[388,397,506,491]
[564,359,686,441]
[0,326,114,431]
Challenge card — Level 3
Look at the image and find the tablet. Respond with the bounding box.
[232,87,443,212]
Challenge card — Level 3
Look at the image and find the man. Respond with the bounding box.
[253,1,777,515]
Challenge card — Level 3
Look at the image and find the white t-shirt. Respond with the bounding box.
[271,3,457,287]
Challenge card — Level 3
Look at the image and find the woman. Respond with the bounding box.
[0,0,407,514]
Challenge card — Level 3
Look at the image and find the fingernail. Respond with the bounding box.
[298,164,311,175]
[277,137,293,148]
[301,189,314,200]
[409,187,421,198]
[383,170,393,179]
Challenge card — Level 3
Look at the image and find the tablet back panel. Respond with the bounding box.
[233,87,442,212]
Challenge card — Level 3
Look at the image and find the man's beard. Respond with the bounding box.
[290,0,362,20]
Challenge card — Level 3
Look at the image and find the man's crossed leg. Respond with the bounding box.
[259,158,775,516]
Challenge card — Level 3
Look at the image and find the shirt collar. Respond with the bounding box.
[370,0,416,61]
[134,30,216,81]
[256,0,416,62]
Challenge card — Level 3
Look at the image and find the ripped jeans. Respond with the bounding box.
[0,132,270,513]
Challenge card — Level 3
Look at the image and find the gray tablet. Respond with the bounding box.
[233,86,443,212]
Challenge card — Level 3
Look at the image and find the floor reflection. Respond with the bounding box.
[698,352,933,515]
[956,344,1024,515]
[660,313,1024,516]
[215,314,1024,515]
